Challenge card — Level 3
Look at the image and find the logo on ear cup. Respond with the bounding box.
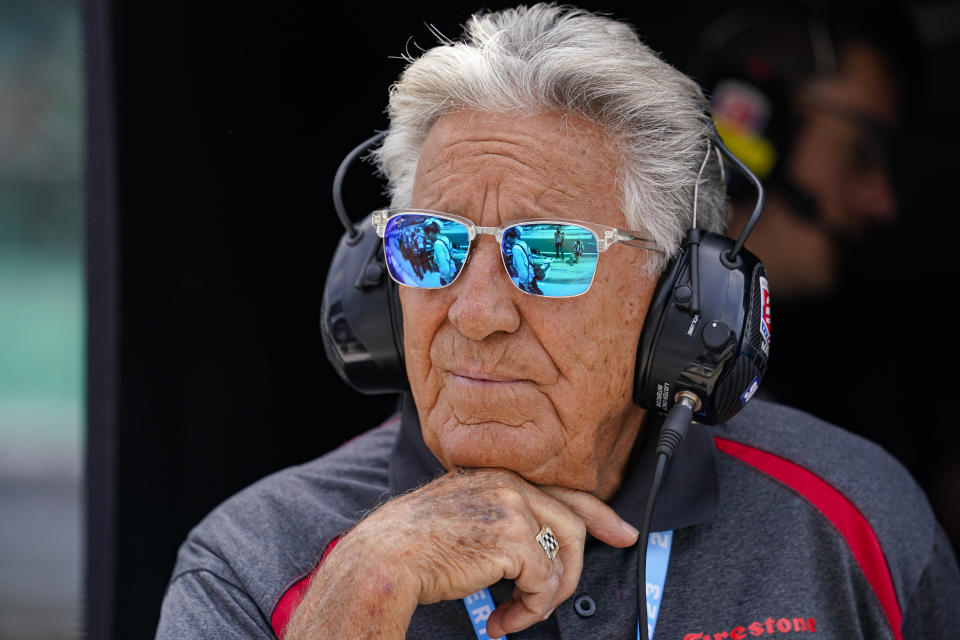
[759,276,771,356]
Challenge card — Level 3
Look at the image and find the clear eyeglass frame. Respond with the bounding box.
[371,208,661,297]
[373,209,659,250]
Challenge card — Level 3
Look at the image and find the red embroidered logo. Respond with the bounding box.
[684,616,817,639]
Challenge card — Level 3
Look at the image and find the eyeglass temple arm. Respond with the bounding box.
[614,231,663,253]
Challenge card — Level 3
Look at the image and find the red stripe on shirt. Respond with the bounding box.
[714,436,903,640]
[271,535,342,639]
[270,417,399,637]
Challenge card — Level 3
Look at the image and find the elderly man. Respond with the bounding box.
[156,5,960,639]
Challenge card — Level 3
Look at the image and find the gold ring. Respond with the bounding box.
[536,524,559,561]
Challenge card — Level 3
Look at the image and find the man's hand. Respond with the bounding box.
[284,468,639,639]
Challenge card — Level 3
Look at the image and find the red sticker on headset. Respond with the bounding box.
[759,276,771,355]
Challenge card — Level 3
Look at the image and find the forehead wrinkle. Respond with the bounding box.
[426,137,555,182]
[532,185,582,213]
[418,166,589,223]
[422,165,595,218]
[424,126,603,183]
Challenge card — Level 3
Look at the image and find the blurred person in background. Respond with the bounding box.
[687,1,960,557]
[689,1,906,298]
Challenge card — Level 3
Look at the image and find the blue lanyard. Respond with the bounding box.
[641,530,673,640]
[462,530,674,640]
[462,587,502,639]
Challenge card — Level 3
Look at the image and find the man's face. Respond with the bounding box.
[401,109,656,498]
[746,41,899,295]
[790,41,899,239]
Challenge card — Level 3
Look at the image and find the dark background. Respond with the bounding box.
[84,1,960,638]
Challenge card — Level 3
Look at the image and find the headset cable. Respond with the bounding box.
[637,391,699,640]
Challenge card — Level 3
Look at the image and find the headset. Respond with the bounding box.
[633,149,770,425]
[320,129,770,427]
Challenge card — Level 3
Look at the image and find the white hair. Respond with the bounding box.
[372,3,728,272]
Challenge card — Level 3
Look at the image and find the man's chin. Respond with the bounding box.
[430,419,560,478]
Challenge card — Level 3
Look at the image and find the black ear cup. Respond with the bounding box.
[634,232,769,425]
[320,212,407,395]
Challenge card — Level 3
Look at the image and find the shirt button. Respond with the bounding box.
[574,595,596,617]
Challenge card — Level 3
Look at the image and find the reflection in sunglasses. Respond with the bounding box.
[381,214,602,297]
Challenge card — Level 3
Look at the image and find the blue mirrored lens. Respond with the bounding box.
[383,214,469,288]
[501,223,598,297]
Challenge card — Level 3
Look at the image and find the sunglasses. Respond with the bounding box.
[372,209,659,298]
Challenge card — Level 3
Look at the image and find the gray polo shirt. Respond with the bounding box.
[156,397,960,638]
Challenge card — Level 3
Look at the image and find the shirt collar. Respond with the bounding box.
[390,394,446,492]
[389,394,718,531]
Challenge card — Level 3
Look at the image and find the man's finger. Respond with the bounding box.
[486,555,563,637]
[486,585,557,638]
[539,485,639,548]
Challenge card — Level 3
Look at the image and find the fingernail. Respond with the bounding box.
[622,521,640,539]
[543,607,556,620]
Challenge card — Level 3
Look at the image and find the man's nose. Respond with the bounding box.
[850,169,897,227]
[447,237,522,341]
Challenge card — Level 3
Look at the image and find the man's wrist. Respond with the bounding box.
[285,526,420,639]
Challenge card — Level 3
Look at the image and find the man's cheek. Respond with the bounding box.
[400,294,439,362]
